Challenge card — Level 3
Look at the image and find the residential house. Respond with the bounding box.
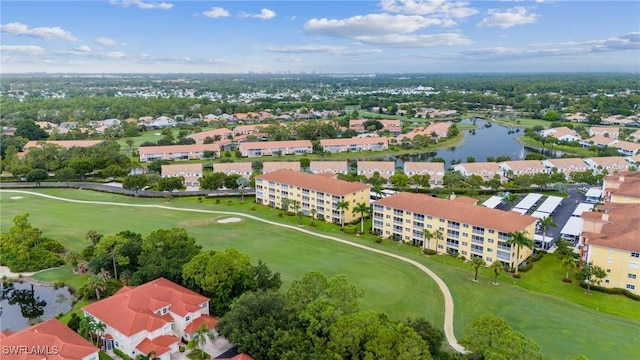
[161,163,203,187]
[98,118,121,127]
[452,162,503,181]
[320,137,389,153]
[611,141,640,156]
[233,125,266,136]
[542,158,589,178]
[213,162,253,179]
[262,161,300,173]
[580,203,640,294]
[139,144,220,162]
[589,126,619,139]
[403,162,445,185]
[499,160,546,178]
[627,129,640,142]
[148,116,176,129]
[625,154,640,165]
[255,169,370,224]
[580,134,617,148]
[372,192,537,267]
[583,156,630,174]
[398,122,450,142]
[349,119,402,134]
[357,161,396,179]
[540,127,580,142]
[603,171,640,204]
[0,318,99,360]
[564,113,588,122]
[309,161,349,175]
[188,128,234,144]
[83,278,216,360]
[238,140,312,157]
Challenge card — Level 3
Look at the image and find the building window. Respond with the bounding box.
[626,284,636,290]
[162,308,167,314]
[629,274,637,279]
[606,269,611,273]
[185,315,190,321]
[632,252,640,258]
[605,279,610,284]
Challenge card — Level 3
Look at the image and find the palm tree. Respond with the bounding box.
[433,229,443,254]
[562,255,578,281]
[281,197,291,213]
[491,261,503,285]
[423,229,434,250]
[336,200,351,228]
[310,208,317,227]
[371,184,384,199]
[503,192,520,210]
[352,202,371,234]
[87,274,107,300]
[471,256,484,282]
[538,216,557,250]
[79,316,97,345]
[94,321,106,348]
[292,200,302,224]
[506,230,534,276]
[187,323,215,360]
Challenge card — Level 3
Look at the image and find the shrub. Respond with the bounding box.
[215,199,221,204]
[423,249,437,255]
[578,283,640,301]
[53,280,65,289]
[251,205,256,211]
[375,238,383,244]
[531,252,545,262]
[179,346,186,353]
[197,196,202,203]
[458,255,466,261]
[519,262,534,272]
[512,273,522,279]
[343,225,357,234]
[113,348,133,360]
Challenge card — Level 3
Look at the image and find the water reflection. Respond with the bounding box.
[0,281,72,331]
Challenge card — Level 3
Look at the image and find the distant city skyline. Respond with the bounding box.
[1,0,638,73]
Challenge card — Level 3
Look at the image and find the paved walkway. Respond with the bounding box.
[0,189,465,353]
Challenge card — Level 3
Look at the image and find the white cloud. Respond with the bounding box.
[304,14,471,47]
[109,0,172,10]
[202,7,230,19]
[274,56,301,63]
[591,32,640,52]
[240,8,277,20]
[0,22,77,41]
[477,7,538,28]
[380,0,478,18]
[0,45,46,55]
[95,37,117,46]
[266,45,383,56]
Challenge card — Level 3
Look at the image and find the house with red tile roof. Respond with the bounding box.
[0,318,99,360]
[320,137,389,153]
[580,134,617,148]
[357,161,396,179]
[452,162,503,181]
[138,144,220,162]
[403,162,445,185]
[213,162,253,178]
[589,126,619,139]
[262,161,300,173]
[628,129,640,142]
[542,158,589,178]
[398,122,450,141]
[232,125,266,136]
[583,156,630,174]
[540,127,580,142]
[349,119,402,134]
[83,278,216,360]
[238,140,312,157]
[498,160,546,178]
[161,163,203,187]
[611,140,640,156]
[188,128,233,144]
[309,161,349,175]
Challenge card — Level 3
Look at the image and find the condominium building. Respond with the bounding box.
[603,171,640,203]
[452,162,503,181]
[309,161,349,174]
[188,128,234,144]
[161,163,203,187]
[262,161,300,173]
[372,192,537,267]
[255,169,370,224]
[139,144,220,162]
[580,203,640,294]
[320,137,389,153]
[403,162,445,185]
[238,140,312,157]
[213,162,253,179]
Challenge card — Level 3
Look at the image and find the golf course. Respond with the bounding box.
[1,188,638,359]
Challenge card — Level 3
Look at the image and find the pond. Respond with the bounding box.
[381,118,546,167]
[0,281,73,331]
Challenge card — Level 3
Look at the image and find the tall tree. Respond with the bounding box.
[55,167,76,187]
[423,229,434,251]
[93,235,129,281]
[507,230,534,276]
[503,192,520,210]
[352,202,371,234]
[187,324,215,360]
[68,159,94,180]
[459,314,541,360]
[471,256,484,282]
[563,255,578,282]
[538,216,557,250]
[491,261,503,285]
[433,229,443,254]
[122,174,149,196]
[86,274,107,300]
[336,200,351,228]
[25,168,49,186]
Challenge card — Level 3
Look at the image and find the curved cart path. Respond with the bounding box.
[1,189,465,353]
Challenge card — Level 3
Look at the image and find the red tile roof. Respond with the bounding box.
[184,315,218,334]
[139,143,220,155]
[0,319,98,360]
[83,278,208,337]
[257,169,369,196]
[320,137,389,146]
[375,192,537,233]
[136,335,179,357]
[262,161,300,173]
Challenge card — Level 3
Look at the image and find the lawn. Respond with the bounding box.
[32,265,89,291]
[2,189,639,359]
[520,135,597,157]
[491,117,558,128]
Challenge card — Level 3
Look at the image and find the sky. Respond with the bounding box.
[1,0,639,73]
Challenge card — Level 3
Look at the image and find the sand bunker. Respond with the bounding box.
[9,196,23,200]
[217,217,242,224]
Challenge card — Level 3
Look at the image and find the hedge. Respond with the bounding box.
[113,349,133,360]
[578,283,640,301]
[343,225,357,234]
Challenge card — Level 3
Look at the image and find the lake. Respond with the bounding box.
[0,281,73,331]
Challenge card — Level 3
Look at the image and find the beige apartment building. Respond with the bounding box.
[255,169,370,224]
[373,192,537,267]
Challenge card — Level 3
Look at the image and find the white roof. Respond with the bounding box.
[482,196,503,209]
[531,211,550,219]
[510,208,528,215]
[572,203,595,217]
[514,193,543,211]
[536,196,563,214]
[560,217,584,237]
[585,188,603,198]
[534,234,554,244]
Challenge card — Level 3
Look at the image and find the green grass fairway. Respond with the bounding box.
[2,189,639,359]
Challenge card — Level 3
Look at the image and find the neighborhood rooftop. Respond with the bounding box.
[257,169,369,195]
